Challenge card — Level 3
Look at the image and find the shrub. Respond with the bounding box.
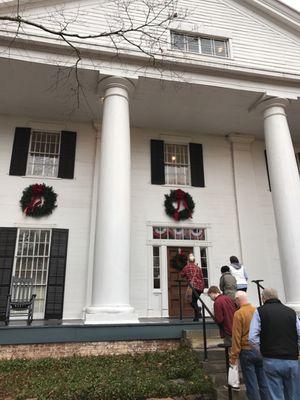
[0,347,216,400]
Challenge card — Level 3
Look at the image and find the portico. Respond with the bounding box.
[81,76,300,323]
[0,54,300,322]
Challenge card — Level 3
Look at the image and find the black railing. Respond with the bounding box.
[174,279,184,320]
[252,280,265,306]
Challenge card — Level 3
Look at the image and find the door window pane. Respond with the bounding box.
[153,246,161,289]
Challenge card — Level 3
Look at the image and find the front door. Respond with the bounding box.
[168,246,194,318]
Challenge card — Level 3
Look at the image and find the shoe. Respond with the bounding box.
[193,317,199,322]
[223,385,240,392]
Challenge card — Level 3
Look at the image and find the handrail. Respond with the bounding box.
[252,280,265,306]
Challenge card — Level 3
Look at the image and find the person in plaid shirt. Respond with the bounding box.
[181,254,205,321]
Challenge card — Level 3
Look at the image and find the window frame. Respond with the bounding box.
[152,246,161,290]
[26,129,61,178]
[170,30,230,59]
[164,142,191,186]
[12,228,52,319]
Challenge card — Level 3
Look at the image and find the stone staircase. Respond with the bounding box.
[183,329,247,400]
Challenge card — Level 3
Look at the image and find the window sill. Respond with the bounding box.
[162,184,205,189]
[14,175,76,181]
[167,48,233,62]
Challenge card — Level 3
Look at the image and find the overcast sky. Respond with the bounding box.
[280,0,300,11]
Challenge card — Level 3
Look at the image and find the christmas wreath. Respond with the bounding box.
[172,250,187,271]
[20,184,57,218]
[164,189,195,221]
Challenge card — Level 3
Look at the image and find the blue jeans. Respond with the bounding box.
[239,349,270,400]
[263,358,298,400]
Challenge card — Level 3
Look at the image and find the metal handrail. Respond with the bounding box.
[252,280,265,306]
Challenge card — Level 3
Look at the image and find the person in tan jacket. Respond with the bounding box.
[230,291,270,400]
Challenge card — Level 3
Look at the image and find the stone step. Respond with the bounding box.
[183,331,222,350]
[195,348,226,361]
[208,371,228,386]
[217,385,247,400]
[202,361,227,374]
[183,327,220,341]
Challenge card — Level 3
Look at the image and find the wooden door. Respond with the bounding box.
[168,246,194,318]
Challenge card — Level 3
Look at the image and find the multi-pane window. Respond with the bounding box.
[26,130,60,177]
[171,31,229,58]
[200,247,209,288]
[164,143,190,185]
[153,246,161,289]
[13,229,51,316]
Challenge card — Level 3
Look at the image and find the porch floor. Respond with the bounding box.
[0,317,216,345]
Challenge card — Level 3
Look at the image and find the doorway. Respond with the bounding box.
[167,246,194,318]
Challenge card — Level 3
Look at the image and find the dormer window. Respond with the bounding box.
[171,31,229,58]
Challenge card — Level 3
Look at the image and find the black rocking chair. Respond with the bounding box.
[5,277,36,325]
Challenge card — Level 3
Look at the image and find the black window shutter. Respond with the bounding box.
[264,150,271,191]
[9,127,31,176]
[45,229,68,319]
[0,228,17,320]
[189,143,205,187]
[58,131,77,179]
[151,139,165,185]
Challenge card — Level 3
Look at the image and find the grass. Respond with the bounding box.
[0,347,216,400]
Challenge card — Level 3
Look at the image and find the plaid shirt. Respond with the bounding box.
[181,263,204,292]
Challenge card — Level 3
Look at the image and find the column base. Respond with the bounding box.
[84,305,140,324]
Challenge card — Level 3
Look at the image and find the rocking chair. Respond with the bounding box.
[5,277,36,325]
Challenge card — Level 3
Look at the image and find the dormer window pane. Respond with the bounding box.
[186,35,199,53]
[171,31,185,51]
[215,40,228,57]
[201,38,213,55]
[171,30,229,59]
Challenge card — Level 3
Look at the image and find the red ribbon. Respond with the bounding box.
[173,189,189,220]
[24,184,45,215]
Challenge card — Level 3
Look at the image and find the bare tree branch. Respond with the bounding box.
[0,0,183,109]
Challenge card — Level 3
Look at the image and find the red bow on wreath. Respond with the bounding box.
[24,184,45,216]
[173,189,190,221]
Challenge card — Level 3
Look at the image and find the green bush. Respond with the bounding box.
[0,347,216,400]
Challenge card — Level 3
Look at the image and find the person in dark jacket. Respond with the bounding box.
[249,288,300,400]
[219,265,237,300]
[208,285,237,346]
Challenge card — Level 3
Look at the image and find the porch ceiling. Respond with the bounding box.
[1,58,300,141]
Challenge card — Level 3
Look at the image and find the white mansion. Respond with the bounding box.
[0,0,300,324]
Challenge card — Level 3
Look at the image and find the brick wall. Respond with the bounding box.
[0,339,180,360]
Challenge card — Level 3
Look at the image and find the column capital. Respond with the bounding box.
[97,76,135,98]
[258,97,290,119]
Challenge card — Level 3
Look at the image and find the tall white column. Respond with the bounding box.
[85,76,138,324]
[261,98,300,310]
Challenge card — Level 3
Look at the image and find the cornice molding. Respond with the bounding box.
[237,0,300,34]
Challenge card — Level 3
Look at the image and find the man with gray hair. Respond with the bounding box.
[249,288,300,400]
